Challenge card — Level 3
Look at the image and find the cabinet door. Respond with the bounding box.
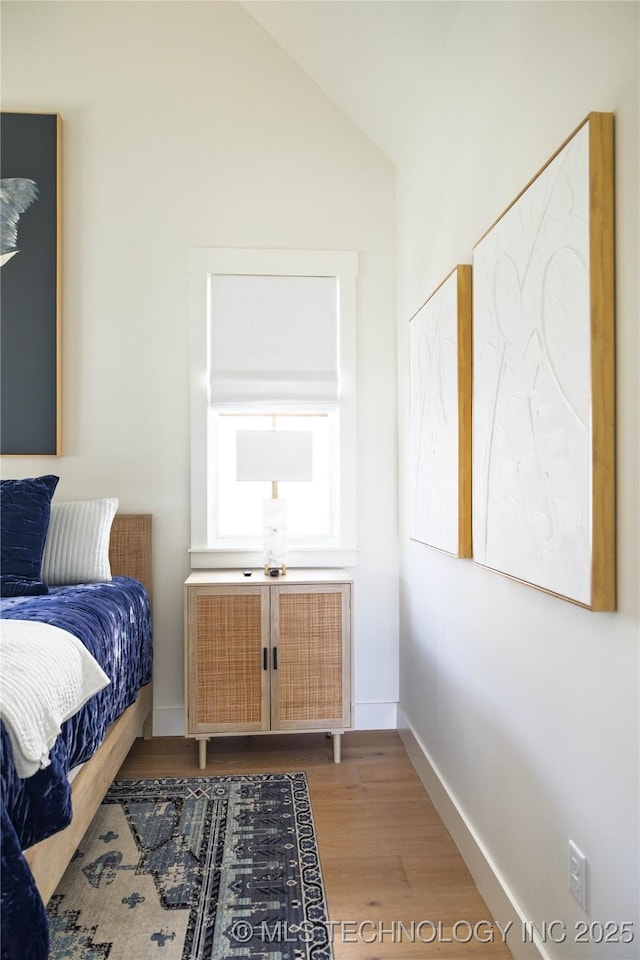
[186,585,270,734]
[270,583,351,730]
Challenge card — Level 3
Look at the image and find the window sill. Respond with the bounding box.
[188,546,358,569]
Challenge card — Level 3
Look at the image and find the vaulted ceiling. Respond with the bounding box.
[240,1,462,161]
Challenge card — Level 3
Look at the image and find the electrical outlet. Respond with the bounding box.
[569,840,587,911]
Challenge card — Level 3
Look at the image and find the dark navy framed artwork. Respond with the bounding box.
[1,112,62,456]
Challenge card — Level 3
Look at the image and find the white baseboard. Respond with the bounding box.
[354,700,398,729]
[150,707,185,737]
[398,708,549,960]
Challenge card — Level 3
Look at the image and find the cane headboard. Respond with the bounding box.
[109,514,153,604]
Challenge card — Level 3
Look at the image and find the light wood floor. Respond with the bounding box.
[118,731,513,960]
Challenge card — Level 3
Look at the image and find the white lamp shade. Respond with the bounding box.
[236,430,313,482]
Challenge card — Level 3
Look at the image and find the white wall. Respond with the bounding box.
[396,3,639,958]
[5,3,637,949]
[1,1,399,733]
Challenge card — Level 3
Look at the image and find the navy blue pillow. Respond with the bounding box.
[0,475,59,597]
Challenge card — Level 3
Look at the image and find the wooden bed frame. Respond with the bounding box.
[24,514,153,904]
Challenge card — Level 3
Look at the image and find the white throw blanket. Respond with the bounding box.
[0,619,110,778]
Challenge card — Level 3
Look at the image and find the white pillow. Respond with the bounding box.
[42,498,119,585]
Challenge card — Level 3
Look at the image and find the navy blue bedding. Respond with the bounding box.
[0,576,152,960]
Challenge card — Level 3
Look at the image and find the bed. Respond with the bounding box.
[0,493,153,960]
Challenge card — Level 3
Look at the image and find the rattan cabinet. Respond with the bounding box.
[184,569,352,767]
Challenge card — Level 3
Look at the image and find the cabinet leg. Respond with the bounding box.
[332,732,342,764]
[197,738,208,770]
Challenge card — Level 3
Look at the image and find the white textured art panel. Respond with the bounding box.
[473,123,591,604]
[410,271,459,554]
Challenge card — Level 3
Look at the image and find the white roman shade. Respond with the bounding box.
[208,274,338,407]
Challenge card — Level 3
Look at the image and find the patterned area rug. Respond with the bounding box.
[48,772,333,959]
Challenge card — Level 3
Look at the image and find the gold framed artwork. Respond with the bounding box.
[1,112,62,456]
[472,113,615,610]
[409,264,472,557]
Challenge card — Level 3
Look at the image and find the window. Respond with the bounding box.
[188,248,358,568]
[213,413,333,540]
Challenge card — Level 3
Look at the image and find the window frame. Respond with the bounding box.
[188,247,358,569]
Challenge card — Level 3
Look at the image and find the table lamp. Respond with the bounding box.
[236,429,313,574]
